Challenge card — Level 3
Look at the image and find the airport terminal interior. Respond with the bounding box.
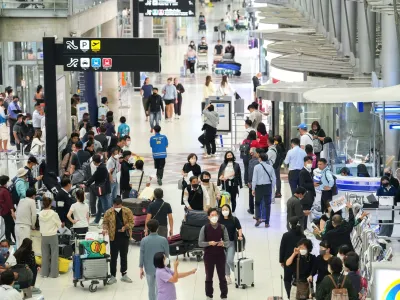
[1,0,400,299]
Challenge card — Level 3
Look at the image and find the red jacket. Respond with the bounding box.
[257,132,269,148]
[0,186,14,216]
[242,139,261,149]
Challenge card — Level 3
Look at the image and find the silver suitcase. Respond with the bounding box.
[234,241,254,289]
[82,258,108,279]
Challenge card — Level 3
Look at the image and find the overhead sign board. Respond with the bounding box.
[141,0,195,17]
[61,38,160,72]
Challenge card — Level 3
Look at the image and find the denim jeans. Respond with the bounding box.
[109,182,118,205]
[94,194,110,223]
[149,111,161,129]
[146,274,158,300]
[225,241,235,276]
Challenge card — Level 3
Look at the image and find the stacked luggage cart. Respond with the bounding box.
[72,233,110,293]
[214,53,242,77]
[122,198,150,242]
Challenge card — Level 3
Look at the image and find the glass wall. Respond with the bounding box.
[277,101,382,176]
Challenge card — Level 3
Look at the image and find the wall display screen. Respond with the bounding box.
[142,0,195,17]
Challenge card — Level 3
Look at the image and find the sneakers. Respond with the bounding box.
[121,274,133,283]
[275,193,282,198]
[32,287,42,294]
[108,276,117,285]
[89,221,99,226]
[226,275,232,285]
[247,209,254,215]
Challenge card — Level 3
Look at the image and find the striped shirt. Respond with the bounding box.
[129,169,151,194]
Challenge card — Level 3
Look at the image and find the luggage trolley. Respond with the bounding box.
[197,52,208,70]
[72,233,111,293]
[212,54,223,71]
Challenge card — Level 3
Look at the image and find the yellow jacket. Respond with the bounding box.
[103,207,134,241]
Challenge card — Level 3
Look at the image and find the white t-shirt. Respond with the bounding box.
[300,133,313,148]
[129,169,151,194]
[0,285,23,300]
[70,202,89,228]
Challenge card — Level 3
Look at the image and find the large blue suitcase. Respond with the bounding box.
[73,254,81,280]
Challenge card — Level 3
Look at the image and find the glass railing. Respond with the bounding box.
[0,0,110,17]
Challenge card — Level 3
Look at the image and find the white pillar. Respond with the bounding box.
[381,14,400,86]
[357,3,376,74]
[340,0,356,57]
[329,0,341,43]
[101,18,119,108]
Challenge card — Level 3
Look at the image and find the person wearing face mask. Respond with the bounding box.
[107,147,121,205]
[85,154,112,226]
[376,175,397,238]
[55,177,75,229]
[154,252,197,300]
[200,171,220,209]
[102,197,134,285]
[279,217,306,298]
[14,168,29,207]
[83,130,102,152]
[299,156,316,229]
[129,159,151,198]
[218,151,243,213]
[173,78,185,119]
[384,167,399,188]
[162,78,178,121]
[218,204,243,285]
[84,139,95,157]
[67,189,89,234]
[285,238,316,300]
[199,208,230,300]
[316,256,358,300]
[183,176,210,211]
[310,240,332,291]
[120,151,134,199]
[181,154,202,201]
[286,187,307,231]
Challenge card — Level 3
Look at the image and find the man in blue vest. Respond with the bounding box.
[149,125,168,186]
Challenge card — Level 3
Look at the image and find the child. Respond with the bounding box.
[305,144,317,169]
[118,116,130,138]
[104,114,116,137]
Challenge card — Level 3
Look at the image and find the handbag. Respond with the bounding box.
[296,255,310,300]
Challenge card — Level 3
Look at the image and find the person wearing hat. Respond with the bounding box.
[15,168,29,205]
[298,123,313,150]
[25,156,42,189]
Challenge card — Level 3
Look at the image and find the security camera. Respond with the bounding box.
[70,31,77,37]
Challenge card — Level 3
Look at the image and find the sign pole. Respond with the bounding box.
[43,37,59,175]
[132,0,141,91]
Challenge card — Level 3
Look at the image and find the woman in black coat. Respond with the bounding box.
[174,78,185,118]
[279,216,306,299]
[181,153,202,205]
[299,156,316,229]
[217,151,243,212]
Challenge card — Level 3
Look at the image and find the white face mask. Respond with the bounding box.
[114,154,120,159]
[164,258,170,267]
[306,164,312,169]
[128,157,134,164]
[114,207,122,212]
[299,249,308,256]
[126,141,131,146]
[222,210,229,217]
[210,216,218,224]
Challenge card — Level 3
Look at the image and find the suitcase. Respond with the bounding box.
[122,198,150,215]
[134,214,146,227]
[223,53,233,59]
[168,234,181,244]
[132,226,145,242]
[180,222,201,242]
[73,254,81,280]
[59,244,73,258]
[234,241,254,289]
[185,210,208,227]
[169,240,187,256]
[82,257,108,279]
[214,26,218,32]
[267,275,284,299]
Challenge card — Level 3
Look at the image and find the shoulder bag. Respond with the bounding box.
[295,255,310,299]
[130,171,144,198]
[152,201,165,219]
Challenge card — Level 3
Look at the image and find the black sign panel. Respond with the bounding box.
[61,38,160,72]
[141,0,195,17]
[63,38,159,55]
[63,55,160,72]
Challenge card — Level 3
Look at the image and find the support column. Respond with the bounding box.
[340,0,356,57]
[357,3,376,74]
[381,14,400,86]
[101,18,119,107]
[329,0,341,43]
[131,0,140,91]
[320,0,329,35]
[312,0,320,27]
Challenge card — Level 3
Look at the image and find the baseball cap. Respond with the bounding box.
[297,123,307,130]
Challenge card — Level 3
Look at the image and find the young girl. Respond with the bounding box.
[67,189,89,234]
[13,238,41,294]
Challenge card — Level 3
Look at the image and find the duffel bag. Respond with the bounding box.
[10,264,33,289]
[169,240,187,256]
[180,222,201,242]
[185,210,208,227]
[168,234,181,244]
[122,198,150,215]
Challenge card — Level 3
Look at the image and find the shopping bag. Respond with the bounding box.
[139,186,154,200]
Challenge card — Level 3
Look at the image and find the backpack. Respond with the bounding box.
[329,275,349,300]
[9,178,22,206]
[312,132,323,153]
[239,141,251,158]
[270,147,281,169]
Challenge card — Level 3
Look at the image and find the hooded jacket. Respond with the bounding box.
[39,209,62,236]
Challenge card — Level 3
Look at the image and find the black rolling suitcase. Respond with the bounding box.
[122,198,150,215]
[180,222,201,242]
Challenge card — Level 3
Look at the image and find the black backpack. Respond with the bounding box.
[8,177,22,206]
[239,141,251,158]
[270,148,281,170]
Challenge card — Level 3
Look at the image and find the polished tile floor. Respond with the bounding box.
[34,1,296,299]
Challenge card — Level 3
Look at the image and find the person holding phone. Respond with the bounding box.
[154,252,197,300]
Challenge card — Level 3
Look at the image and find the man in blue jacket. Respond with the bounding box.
[150,125,168,186]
